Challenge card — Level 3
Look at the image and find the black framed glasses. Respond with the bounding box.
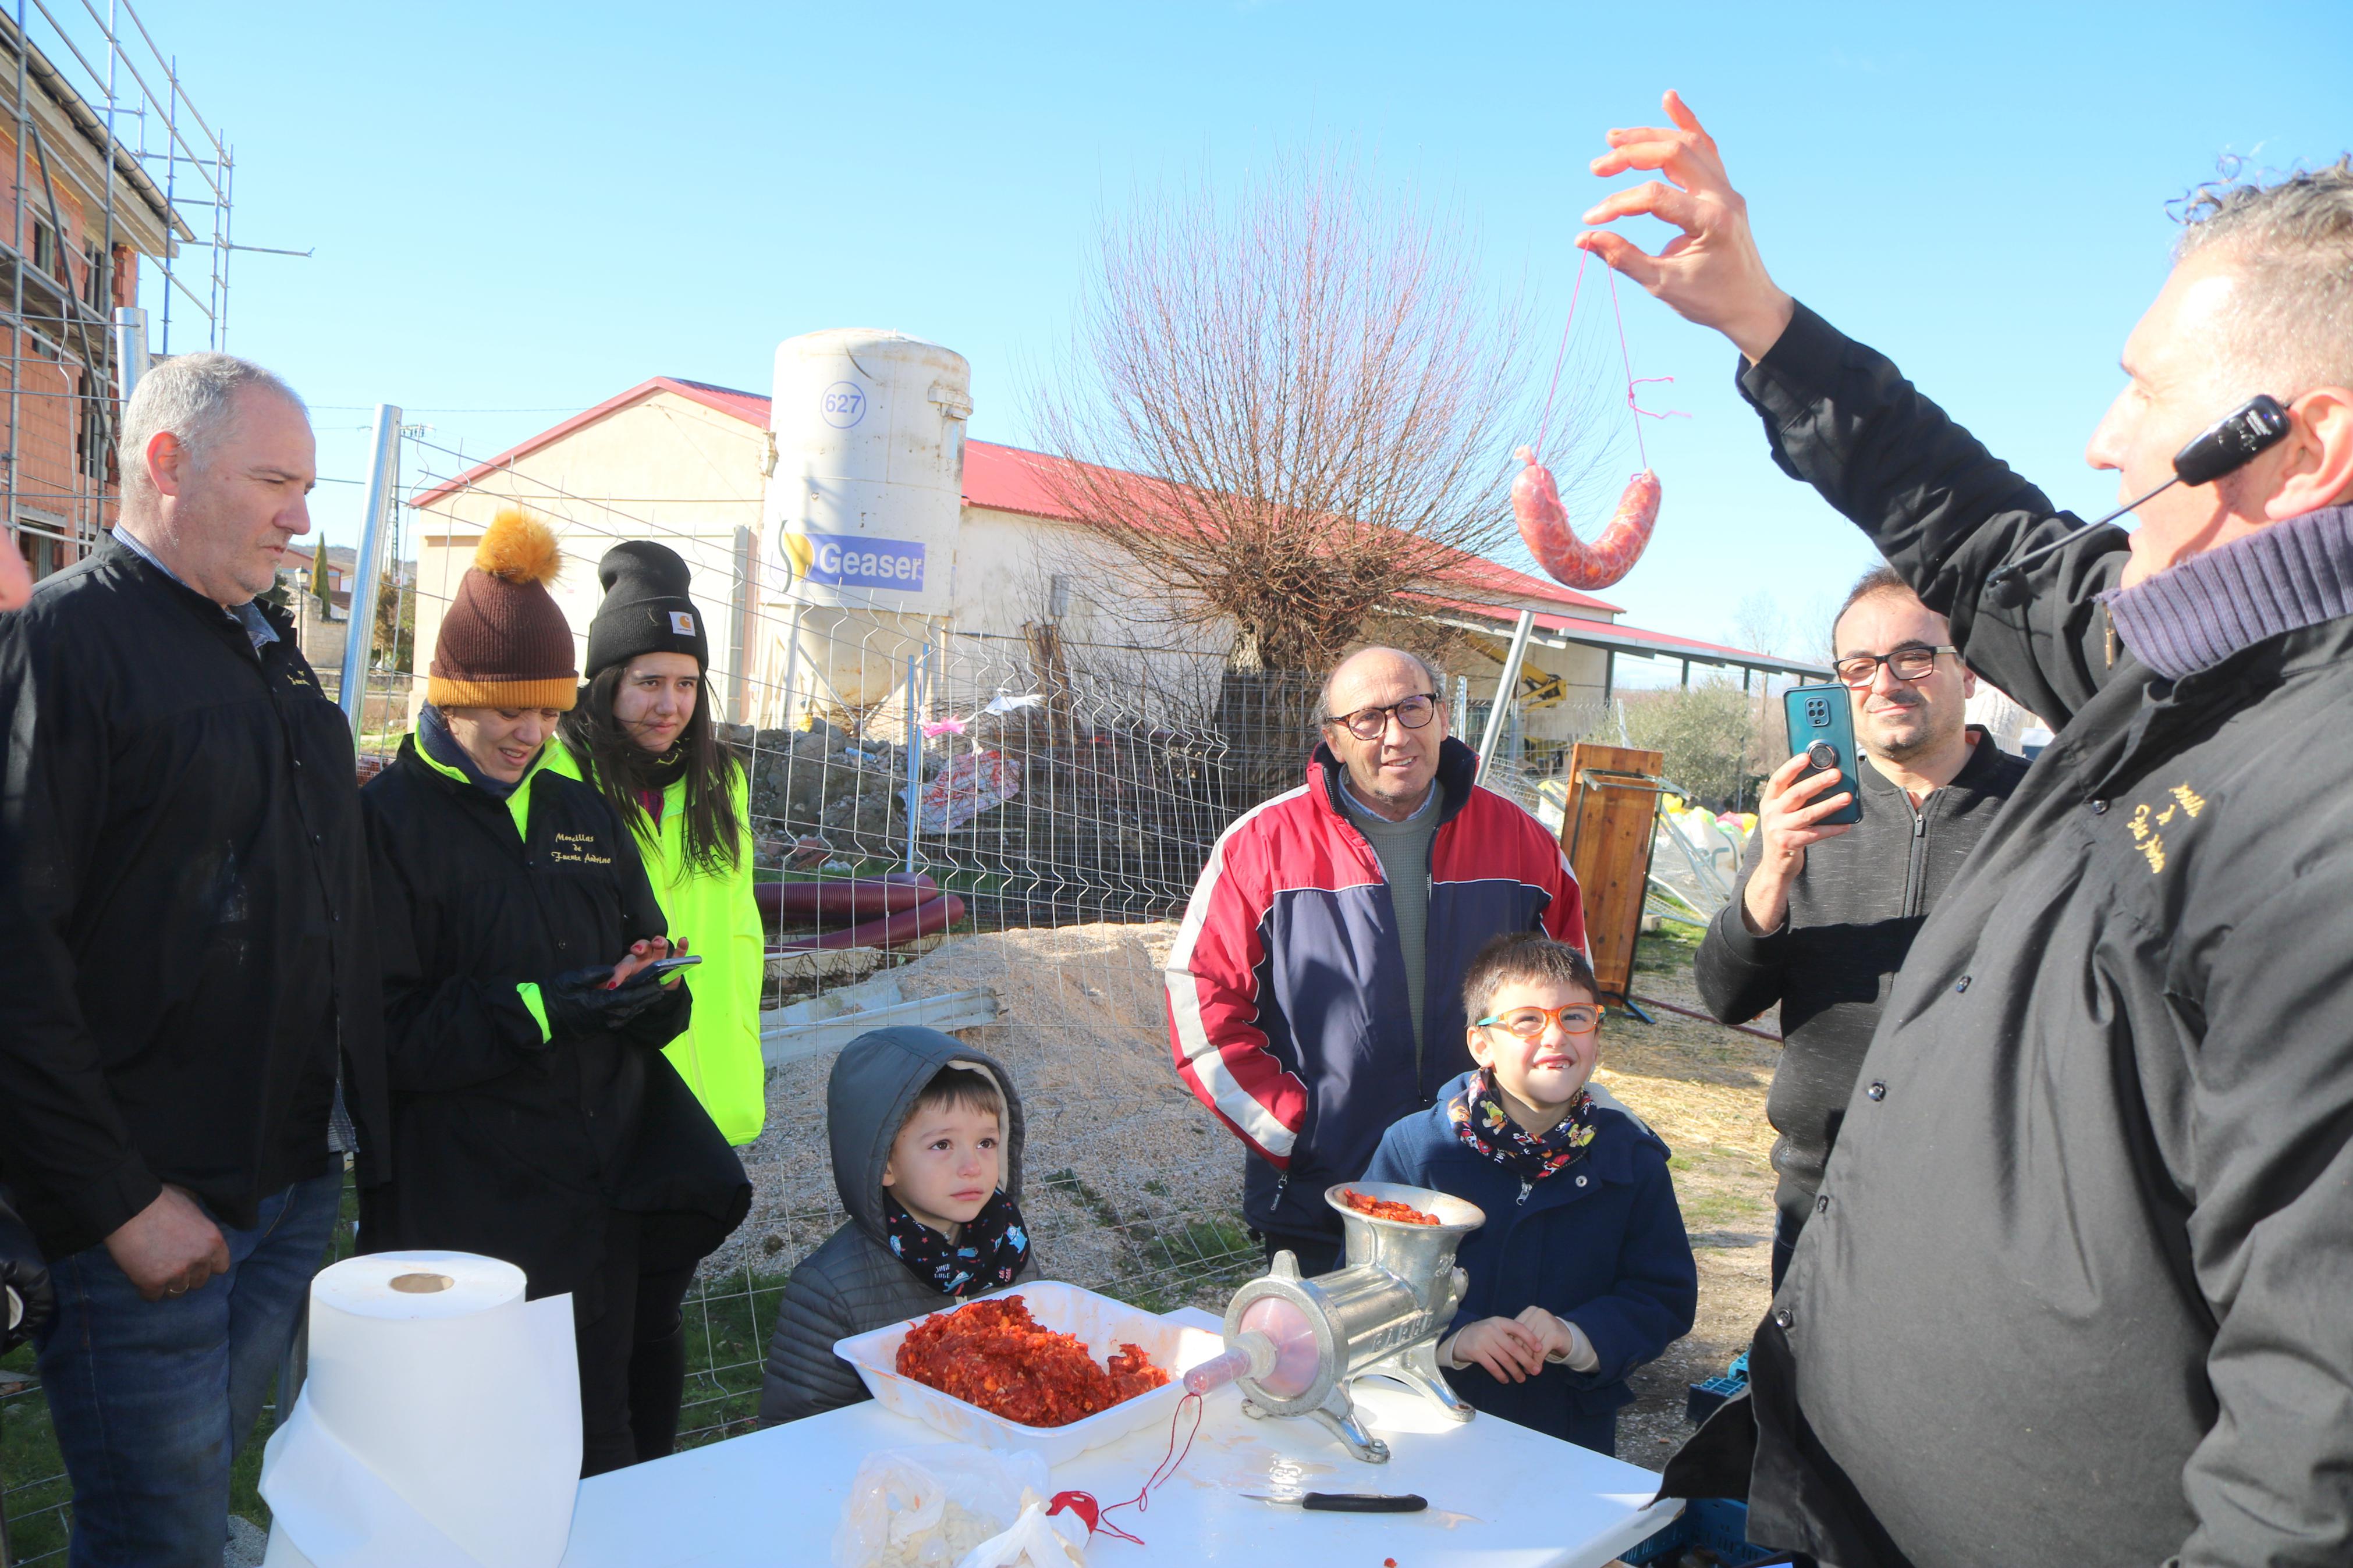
[1832,643,1957,689]
[1326,693,1438,741]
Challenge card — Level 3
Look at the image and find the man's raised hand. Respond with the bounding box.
[1576,90,1796,363]
[1741,751,1857,936]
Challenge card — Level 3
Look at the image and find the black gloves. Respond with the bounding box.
[538,965,673,1040]
[1,1191,54,1356]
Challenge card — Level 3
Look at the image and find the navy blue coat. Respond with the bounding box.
[1362,1074,1697,1443]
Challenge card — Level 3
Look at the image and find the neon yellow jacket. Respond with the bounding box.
[550,744,768,1144]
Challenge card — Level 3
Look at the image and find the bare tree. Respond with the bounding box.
[1031,154,1576,676]
[1730,591,1788,660]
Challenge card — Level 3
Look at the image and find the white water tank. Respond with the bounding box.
[761,329,973,616]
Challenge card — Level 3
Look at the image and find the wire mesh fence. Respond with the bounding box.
[2,414,1684,1552]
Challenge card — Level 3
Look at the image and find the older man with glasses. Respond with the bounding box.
[1166,645,1585,1276]
[1694,566,2028,1288]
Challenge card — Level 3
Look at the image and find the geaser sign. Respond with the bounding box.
[789,530,926,593]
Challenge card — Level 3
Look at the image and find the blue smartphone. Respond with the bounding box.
[1781,684,1862,826]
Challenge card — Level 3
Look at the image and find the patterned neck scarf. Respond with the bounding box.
[1448,1068,1597,1183]
[883,1189,1031,1298]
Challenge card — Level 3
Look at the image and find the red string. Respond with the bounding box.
[1602,263,1691,469]
[1538,248,1692,472]
[1060,1389,1206,1549]
[1532,247,1593,463]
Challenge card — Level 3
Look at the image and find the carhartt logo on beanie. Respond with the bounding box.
[426,508,579,711]
[585,540,710,678]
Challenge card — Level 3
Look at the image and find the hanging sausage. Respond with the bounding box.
[1513,251,1678,593]
[1511,451,1659,591]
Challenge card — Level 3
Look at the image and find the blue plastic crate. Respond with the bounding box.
[1620,1498,1776,1566]
[1684,1349,1751,1424]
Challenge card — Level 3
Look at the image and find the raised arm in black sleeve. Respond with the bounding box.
[1736,302,2130,729]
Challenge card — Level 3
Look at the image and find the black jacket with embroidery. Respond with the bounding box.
[0,535,389,1258]
[1685,304,2353,1568]
[359,737,747,1314]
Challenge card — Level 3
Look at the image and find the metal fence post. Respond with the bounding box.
[111,304,148,403]
[338,404,402,737]
[1477,610,1536,777]
[904,650,921,874]
[779,605,804,733]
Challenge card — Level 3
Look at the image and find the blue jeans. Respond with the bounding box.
[34,1168,343,1568]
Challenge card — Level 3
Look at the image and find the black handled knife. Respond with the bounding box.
[1242,1491,1428,1513]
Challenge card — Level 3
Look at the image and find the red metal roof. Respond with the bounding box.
[1414,594,1823,676]
[404,376,1625,620]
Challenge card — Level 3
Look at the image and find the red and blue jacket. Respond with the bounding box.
[1165,737,1587,1239]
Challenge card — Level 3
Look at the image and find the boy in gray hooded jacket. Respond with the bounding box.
[758,1026,1041,1424]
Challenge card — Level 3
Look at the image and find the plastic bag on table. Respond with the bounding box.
[833,1445,1055,1568]
[954,1500,1088,1568]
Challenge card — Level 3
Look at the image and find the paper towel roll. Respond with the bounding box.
[260,1251,581,1567]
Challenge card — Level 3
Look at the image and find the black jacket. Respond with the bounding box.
[1694,733,2026,1226]
[360,737,747,1314]
[0,536,388,1258]
[1686,303,2353,1567]
[757,1027,1040,1425]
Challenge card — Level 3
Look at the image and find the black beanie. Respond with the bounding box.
[585,541,711,679]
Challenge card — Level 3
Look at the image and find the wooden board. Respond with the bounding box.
[1559,742,1667,1004]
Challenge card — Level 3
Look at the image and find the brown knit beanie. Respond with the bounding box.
[427,507,579,710]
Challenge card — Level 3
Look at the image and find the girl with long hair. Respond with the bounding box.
[552,540,767,1460]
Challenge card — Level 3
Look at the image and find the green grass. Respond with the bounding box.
[1,1263,798,1555]
[4,1174,1251,1552]
[1632,918,1706,975]
[674,1268,794,1446]
[1038,1168,1257,1315]
[1,1344,69,1560]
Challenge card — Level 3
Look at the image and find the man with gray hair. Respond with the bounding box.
[1582,97,2353,1565]
[0,353,388,1565]
[1167,645,1586,1275]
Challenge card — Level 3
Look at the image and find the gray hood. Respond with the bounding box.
[826,1026,1025,1244]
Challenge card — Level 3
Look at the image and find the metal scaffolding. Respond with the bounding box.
[0,0,233,585]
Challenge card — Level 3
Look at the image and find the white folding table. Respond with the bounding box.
[560,1309,1682,1567]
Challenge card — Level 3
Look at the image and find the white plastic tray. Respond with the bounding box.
[833,1280,1225,1466]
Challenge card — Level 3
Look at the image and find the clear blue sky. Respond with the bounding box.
[118,0,2350,667]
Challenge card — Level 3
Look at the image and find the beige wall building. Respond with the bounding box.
[406,377,1816,746]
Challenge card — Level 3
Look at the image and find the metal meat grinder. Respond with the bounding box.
[1182,1182,1486,1463]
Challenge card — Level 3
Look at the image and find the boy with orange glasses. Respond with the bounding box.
[1362,933,1696,1455]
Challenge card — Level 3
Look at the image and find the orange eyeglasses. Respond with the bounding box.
[1474,1004,1602,1039]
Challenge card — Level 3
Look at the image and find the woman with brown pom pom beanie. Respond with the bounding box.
[359,507,748,1475]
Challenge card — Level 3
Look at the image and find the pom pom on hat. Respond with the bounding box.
[474,507,564,587]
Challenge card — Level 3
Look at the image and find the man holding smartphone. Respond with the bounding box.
[1585,96,2353,1566]
[1695,568,2027,1289]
